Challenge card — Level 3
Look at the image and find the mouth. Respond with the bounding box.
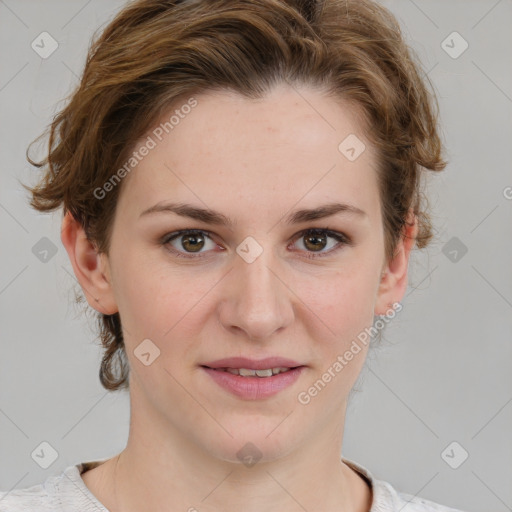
[200,364,306,399]
[201,366,301,377]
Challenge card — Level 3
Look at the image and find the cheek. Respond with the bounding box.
[113,253,214,351]
[301,266,377,342]
[297,273,375,407]
[108,247,169,340]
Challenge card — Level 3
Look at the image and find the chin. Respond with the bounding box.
[197,416,304,466]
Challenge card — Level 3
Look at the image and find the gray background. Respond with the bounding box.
[0,1,511,511]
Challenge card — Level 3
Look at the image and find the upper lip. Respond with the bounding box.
[202,357,304,370]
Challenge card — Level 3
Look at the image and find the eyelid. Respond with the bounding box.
[160,229,218,259]
[161,228,352,259]
[291,228,353,259]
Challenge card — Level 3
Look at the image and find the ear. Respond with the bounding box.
[374,209,418,316]
[60,211,118,315]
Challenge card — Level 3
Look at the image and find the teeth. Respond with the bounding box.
[218,367,292,377]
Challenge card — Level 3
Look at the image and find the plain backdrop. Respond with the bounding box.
[0,1,511,511]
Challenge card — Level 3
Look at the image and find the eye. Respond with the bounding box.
[290,228,352,259]
[161,229,218,258]
[160,228,352,260]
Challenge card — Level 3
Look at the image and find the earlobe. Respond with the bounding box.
[60,211,118,315]
[374,209,418,316]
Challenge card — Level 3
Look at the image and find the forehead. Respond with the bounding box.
[116,84,380,224]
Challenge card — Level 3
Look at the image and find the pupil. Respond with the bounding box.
[305,233,326,251]
[183,234,204,252]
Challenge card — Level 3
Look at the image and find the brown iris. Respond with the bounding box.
[180,232,205,252]
[302,231,328,252]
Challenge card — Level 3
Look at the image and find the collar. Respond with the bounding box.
[66,456,399,512]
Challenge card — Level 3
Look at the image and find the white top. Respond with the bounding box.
[0,456,467,511]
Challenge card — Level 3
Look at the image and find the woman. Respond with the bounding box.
[1,0,466,510]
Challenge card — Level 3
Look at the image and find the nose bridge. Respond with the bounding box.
[237,237,281,308]
[222,235,293,340]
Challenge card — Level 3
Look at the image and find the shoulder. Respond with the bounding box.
[0,481,52,511]
[374,479,468,511]
[341,457,468,512]
[0,460,109,512]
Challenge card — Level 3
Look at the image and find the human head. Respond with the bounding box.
[24,0,446,392]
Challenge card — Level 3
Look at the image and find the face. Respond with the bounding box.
[64,83,414,464]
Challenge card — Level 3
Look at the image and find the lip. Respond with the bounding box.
[201,366,306,400]
[202,356,303,370]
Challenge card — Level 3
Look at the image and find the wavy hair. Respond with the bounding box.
[23,0,446,391]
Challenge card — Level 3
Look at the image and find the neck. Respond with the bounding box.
[88,385,372,512]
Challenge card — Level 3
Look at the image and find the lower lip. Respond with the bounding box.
[201,366,305,400]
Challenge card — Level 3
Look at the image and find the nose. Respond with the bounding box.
[217,245,294,342]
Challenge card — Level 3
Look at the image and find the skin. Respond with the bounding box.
[61,82,417,512]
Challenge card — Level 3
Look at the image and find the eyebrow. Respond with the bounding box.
[139,201,367,226]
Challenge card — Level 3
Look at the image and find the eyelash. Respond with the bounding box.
[160,228,352,260]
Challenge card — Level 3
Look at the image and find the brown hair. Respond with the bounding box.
[23,0,446,391]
